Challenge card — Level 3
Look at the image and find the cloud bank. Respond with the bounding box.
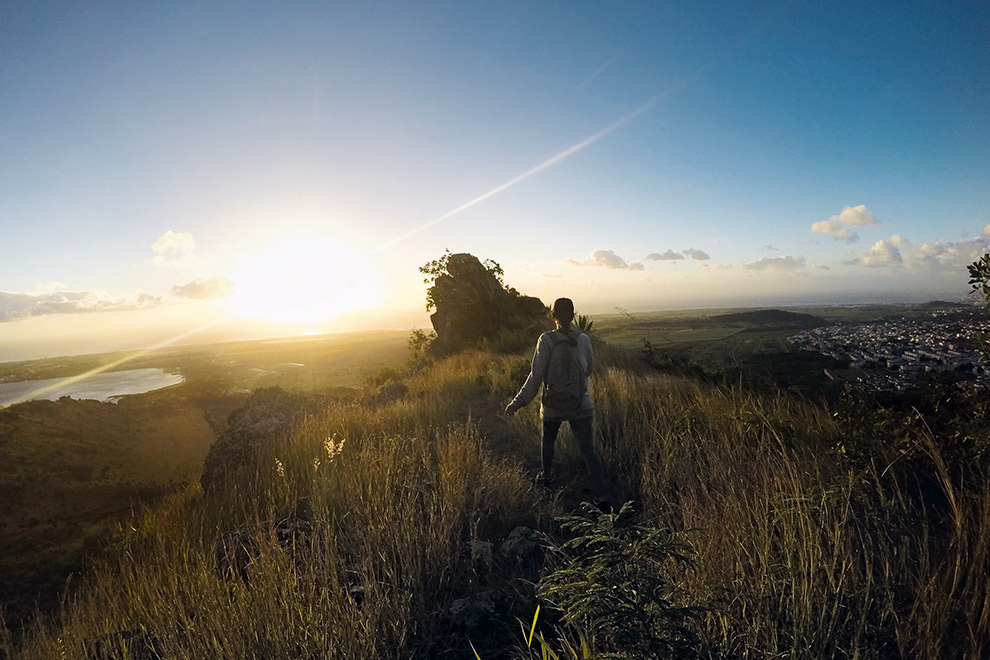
[645,249,684,261]
[847,240,903,267]
[842,233,990,270]
[171,277,235,300]
[567,249,644,270]
[743,255,806,274]
[0,290,163,322]
[910,235,990,269]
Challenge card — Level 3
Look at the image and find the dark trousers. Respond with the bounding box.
[542,415,604,493]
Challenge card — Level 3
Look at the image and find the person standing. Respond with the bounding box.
[505,298,604,495]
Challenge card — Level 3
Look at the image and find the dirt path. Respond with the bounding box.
[468,394,612,512]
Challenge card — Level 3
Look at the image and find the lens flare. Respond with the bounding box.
[369,94,665,255]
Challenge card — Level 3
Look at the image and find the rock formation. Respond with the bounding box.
[200,387,313,493]
[426,253,548,354]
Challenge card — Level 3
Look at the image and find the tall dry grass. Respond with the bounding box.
[588,366,990,658]
[10,351,554,659]
[6,347,988,658]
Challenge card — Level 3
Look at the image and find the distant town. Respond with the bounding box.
[789,309,990,392]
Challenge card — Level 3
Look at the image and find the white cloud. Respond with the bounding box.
[35,281,68,292]
[762,243,778,251]
[907,236,990,269]
[645,249,684,261]
[0,290,163,322]
[171,277,234,299]
[682,248,710,261]
[848,240,903,267]
[811,219,858,243]
[918,240,948,257]
[811,204,879,242]
[837,230,989,271]
[982,224,990,237]
[566,249,644,270]
[152,230,196,267]
[743,255,806,274]
[833,204,879,227]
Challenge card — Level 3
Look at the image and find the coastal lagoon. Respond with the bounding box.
[0,368,184,407]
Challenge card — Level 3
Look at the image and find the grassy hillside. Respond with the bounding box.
[3,340,988,658]
[0,395,219,634]
[0,330,410,640]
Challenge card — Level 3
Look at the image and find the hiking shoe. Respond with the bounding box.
[535,472,553,489]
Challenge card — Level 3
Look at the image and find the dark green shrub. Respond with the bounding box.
[538,502,704,659]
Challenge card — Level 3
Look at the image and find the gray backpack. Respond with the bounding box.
[542,330,584,412]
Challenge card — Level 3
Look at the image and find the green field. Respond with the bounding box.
[588,304,930,393]
[595,312,797,367]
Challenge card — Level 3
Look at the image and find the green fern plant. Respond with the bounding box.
[968,253,990,307]
[967,253,990,363]
[538,501,704,660]
[576,315,594,334]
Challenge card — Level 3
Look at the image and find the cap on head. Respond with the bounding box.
[551,297,575,324]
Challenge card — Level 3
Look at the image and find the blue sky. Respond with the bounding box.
[2,1,989,359]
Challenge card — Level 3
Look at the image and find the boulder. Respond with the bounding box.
[497,526,544,573]
[374,381,409,405]
[448,589,508,632]
[469,539,495,584]
[200,387,313,493]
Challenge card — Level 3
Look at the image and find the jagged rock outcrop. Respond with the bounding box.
[200,387,314,493]
[427,253,548,354]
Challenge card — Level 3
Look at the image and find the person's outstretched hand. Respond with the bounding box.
[504,402,518,416]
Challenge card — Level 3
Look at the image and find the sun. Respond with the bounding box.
[225,234,381,325]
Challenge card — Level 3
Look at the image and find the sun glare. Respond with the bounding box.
[226,235,381,325]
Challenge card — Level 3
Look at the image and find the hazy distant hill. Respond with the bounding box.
[710,309,827,327]
[911,300,974,310]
